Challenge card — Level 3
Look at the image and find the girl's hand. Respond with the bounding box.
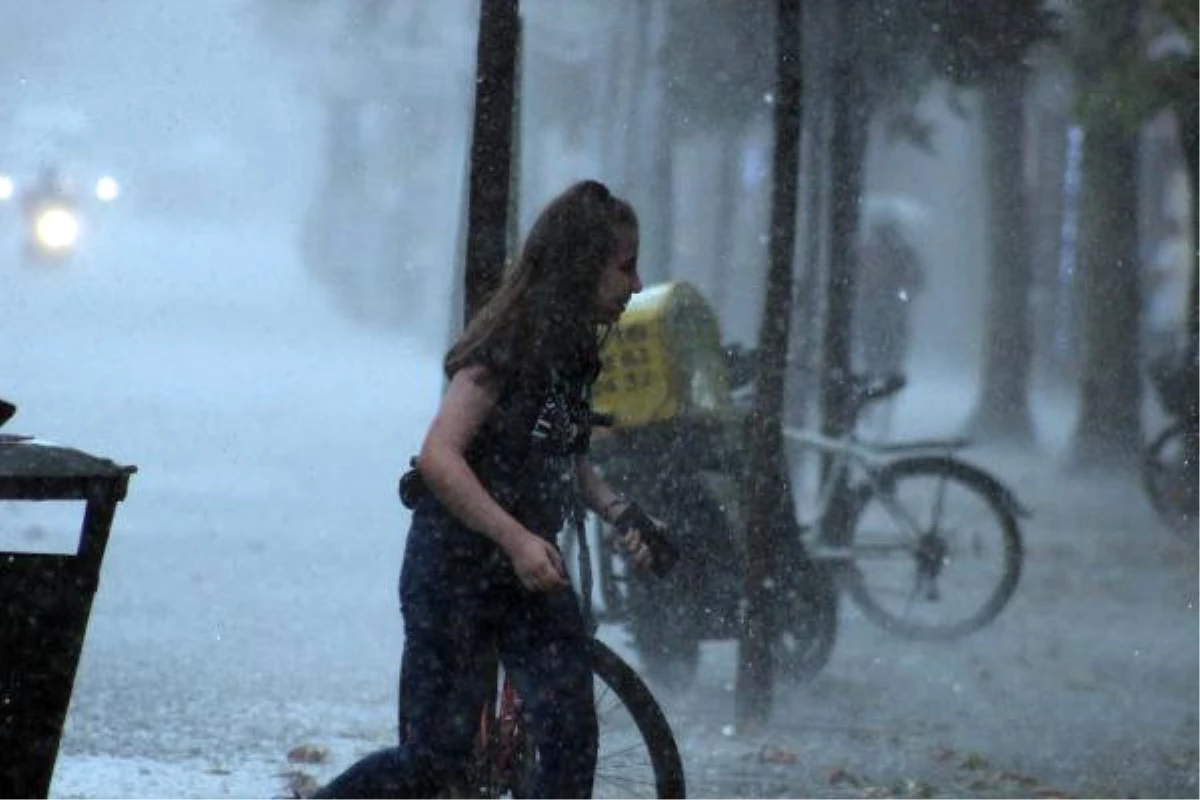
[614,510,666,572]
[617,527,655,571]
[610,502,679,576]
[507,532,568,592]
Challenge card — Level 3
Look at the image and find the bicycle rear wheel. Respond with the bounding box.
[843,456,1023,640]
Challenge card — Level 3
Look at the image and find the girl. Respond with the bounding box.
[316,180,659,799]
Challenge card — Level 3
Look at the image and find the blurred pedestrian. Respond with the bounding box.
[854,215,925,377]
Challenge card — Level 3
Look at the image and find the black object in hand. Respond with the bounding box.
[613,502,680,578]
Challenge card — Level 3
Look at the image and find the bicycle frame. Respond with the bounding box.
[782,424,966,551]
[460,512,685,800]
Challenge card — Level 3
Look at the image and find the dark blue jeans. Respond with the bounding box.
[315,504,598,798]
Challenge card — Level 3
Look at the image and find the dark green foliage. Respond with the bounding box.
[922,0,1061,82]
[658,0,1060,150]
[661,0,776,132]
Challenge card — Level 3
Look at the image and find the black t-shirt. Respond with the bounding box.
[458,346,597,540]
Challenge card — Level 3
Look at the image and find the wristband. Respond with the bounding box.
[600,494,629,522]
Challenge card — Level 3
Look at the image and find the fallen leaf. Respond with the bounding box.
[758,744,800,765]
[280,769,321,799]
[930,745,958,763]
[287,743,329,765]
[959,752,991,771]
[994,770,1040,787]
[827,766,863,787]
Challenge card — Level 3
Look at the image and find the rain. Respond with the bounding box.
[0,0,1195,798]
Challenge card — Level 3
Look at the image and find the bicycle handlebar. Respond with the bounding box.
[857,373,907,403]
[590,411,616,428]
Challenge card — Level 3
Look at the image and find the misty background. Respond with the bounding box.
[0,0,1195,797]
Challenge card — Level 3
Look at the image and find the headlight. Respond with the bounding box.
[34,207,80,251]
[95,176,120,202]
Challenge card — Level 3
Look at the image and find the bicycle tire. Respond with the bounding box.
[1142,421,1199,537]
[492,638,686,800]
[774,554,839,683]
[588,638,687,799]
[842,456,1023,640]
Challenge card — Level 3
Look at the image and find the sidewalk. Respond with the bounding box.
[43,360,1195,799]
[644,374,1198,798]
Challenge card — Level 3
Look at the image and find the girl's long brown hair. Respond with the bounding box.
[445,180,637,384]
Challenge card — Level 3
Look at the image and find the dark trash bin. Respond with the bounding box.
[0,437,136,798]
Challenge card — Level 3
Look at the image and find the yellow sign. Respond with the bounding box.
[594,281,733,427]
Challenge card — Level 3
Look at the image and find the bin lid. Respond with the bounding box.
[0,439,136,500]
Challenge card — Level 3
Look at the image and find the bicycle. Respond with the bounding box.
[465,636,685,798]
[392,472,686,798]
[1142,343,1198,538]
[784,373,1029,640]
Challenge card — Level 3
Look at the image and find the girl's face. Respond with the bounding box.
[593,224,642,324]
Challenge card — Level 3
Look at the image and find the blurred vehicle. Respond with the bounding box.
[0,165,121,265]
[580,281,838,688]
[580,280,1026,689]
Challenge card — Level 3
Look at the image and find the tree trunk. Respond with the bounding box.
[645,0,674,283]
[1177,64,1198,343]
[788,3,833,430]
[711,127,743,304]
[822,1,867,450]
[631,0,673,284]
[304,95,362,288]
[1068,0,1144,471]
[463,0,519,324]
[600,4,639,189]
[649,119,675,282]
[1068,116,1143,469]
[735,0,801,731]
[965,65,1036,444]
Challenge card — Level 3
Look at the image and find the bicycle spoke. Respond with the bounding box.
[846,459,1022,639]
[843,537,917,558]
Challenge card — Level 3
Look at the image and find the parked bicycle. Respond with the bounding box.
[1143,341,1198,537]
[782,373,1027,640]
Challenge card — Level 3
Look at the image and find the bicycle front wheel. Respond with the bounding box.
[843,456,1023,640]
[589,638,686,799]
